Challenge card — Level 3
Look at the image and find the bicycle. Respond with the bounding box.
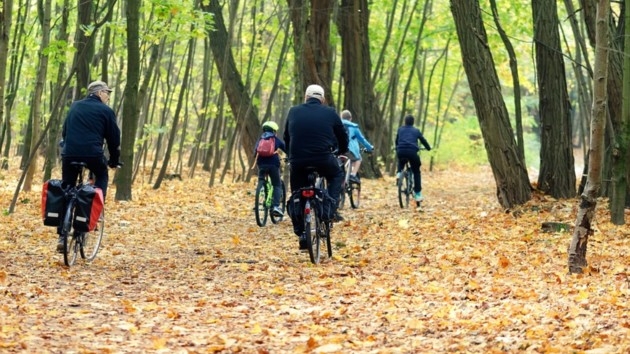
[293,168,333,264]
[254,169,286,227]
[337,155,361,209]
[59,162,106,266]
[397,159,420,209]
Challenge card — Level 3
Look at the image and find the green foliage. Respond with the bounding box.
[437,116,488,167]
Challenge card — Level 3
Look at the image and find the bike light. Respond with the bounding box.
[302,190,315,198]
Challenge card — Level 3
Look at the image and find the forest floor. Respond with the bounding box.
[1,164,629,353]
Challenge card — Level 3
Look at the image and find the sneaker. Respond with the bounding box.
[298,234,308,250]
[56,235,65,253]
[333,212,344,222]
[396,172,401,185]
[349,175,360,184]
[271,206,284,218]
[414,192,424,202]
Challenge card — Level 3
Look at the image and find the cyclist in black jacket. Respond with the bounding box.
[58,80,121,252]
[395,115,431,202]
[284,84,348,249]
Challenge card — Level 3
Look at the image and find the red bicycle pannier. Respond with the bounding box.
[73,185,104,232]
[42,179,66,226]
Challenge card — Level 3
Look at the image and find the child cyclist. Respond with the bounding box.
[395,115,431,202]
[254,121,286,217]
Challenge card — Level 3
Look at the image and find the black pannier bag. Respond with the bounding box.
[73,184,104,232]
[286,190,304,227]
[313,188,337,222]
[286,188,337,224]
[42,179,65,226]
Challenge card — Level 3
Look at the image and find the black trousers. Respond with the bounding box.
[62,155,109,199]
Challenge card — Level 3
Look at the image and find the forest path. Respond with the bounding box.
[1,165,628,353]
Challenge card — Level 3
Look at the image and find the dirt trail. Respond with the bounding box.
[1,166,628,353]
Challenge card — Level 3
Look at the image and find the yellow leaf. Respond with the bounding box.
[342,277,357,287]
[152,337,167,350]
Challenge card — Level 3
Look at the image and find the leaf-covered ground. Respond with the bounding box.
[1,165,629,353]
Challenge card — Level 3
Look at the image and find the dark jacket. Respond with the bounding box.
[62,94,121,162]
[254,132,286,167]
[395,125,431,153]
[283,98,348,163]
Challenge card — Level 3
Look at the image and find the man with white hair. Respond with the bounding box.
[58,80,121,252]
[283,84,348,249]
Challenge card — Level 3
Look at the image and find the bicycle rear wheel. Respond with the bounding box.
[349,181,361,209]
[255,181,268,227]
[304,200,317,263]
[270,181,286,224]
[338,183,346,209]
[62,201,79,266]
[406,171,413,207]
[81,211,104,261]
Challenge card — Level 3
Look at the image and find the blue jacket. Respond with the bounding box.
[62,94,121,162]
[342,119,373,158]
[395,125,431,153]
[283,98,348,163]
[254,132,286,167]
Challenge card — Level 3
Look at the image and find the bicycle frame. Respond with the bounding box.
[60,162,105,266]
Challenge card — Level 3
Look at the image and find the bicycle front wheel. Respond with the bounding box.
[397,175,407,208]
[81,210,104,261]
[62,201,79,266]
[255,181,268,227]
[318,218,332,259]
[349,181,361,209]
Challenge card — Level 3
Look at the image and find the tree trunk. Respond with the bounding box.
[338,0,383,178]
[568,0,609,274]
[532,0,576,199]
[450,0,531,209]
[287,0,335,107]
[153,37,195,190]
[44,0,71,182]
[201,0,260,165]
[489,0,525,163]
[23,0,52,192]
[74,0,94,91]
[0,0,12,167]
[2,0,29,170]
[115,0,140,201]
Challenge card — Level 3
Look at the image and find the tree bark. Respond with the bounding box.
[287,0,335,107]
[23,0,52,192]
[568,0,609,273]
[532,0,576,199]
[489,0,525,163]
[154,37,195,190]
[201,0,260,165]
[338,0,382,178]
[0,0,12,168]
[450,0,531,209]
[115,0,140,200]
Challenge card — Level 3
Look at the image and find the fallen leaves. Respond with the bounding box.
[1,165,629,352]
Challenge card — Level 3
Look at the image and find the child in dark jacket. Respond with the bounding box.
[395,115,431,202]
[254,121,286,217]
